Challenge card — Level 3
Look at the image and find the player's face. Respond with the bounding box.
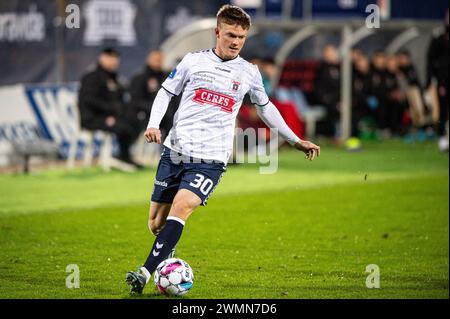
[215,23,248,60]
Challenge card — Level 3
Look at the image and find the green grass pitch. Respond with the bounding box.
[0,140,448,299]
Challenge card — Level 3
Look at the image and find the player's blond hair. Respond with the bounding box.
[216,5,251,30]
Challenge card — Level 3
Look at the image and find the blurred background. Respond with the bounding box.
[0,0,448,171]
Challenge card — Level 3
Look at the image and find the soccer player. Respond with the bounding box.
[126,5,321,293]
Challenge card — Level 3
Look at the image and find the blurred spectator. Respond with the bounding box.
[385,55,407,135]
[351,47,364,69]
[397,50,427,130]
[397,50,421,87]
[352,53,371,137]
[315,44,341,137]
[261,57,304,139]
[78,48,140,168]
[426,9,449,151]
[237,57,268,146]
[261,57,277,97]
[368,50,389,136]
[128,50,179,144]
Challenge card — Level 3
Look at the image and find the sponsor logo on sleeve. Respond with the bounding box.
[168,68,177,79]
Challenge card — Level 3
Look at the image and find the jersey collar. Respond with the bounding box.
[210,48,240,63]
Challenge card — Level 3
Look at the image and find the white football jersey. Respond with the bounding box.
[161,48,269,164]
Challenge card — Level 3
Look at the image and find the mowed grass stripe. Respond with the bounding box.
[1,140,448,217]
[0,171,442,218]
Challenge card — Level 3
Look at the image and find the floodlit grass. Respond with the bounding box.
[0,139,448,298]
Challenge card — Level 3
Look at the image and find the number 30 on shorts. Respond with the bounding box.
[189,174,214,195]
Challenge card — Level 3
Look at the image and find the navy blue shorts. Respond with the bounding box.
[151,147,227,206]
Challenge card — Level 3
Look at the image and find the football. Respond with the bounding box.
[154,258,194,296]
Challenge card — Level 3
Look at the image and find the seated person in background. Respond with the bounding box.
[315,44,341,138]
[385,55,407,136]
[397,50,421,87]
[351,47,364,70]
[397,50,429,134]
[368,50,389,136]
[236,57,267,145]
[261,57,276,97]
[261,57,304,140]
[78,48,141,168]
[237,57,304,145]
[352,53,372,137]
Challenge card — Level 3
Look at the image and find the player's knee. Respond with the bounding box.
[170,201,194,220]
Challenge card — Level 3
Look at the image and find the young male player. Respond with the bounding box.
[126,5,320,293]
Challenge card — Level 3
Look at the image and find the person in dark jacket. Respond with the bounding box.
[128,50,179,143]
[426,10,449,151]
[397,50,421,87]
[352,53,372,137]
[385,55,406,135]
[78,48,140,167]
[315,44,341,137]
[368,51,389,136]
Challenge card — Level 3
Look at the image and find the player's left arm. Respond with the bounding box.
[250,64,320,161]
[256,101,320,161]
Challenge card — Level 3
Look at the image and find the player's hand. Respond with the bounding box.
[294,140,320,161]
[144,127,162,144]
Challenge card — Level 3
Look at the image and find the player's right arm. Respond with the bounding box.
[144,53,192,144]
[144,88,173,144]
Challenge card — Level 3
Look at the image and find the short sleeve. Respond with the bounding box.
[248,65,270,106]
[161,53,191,96]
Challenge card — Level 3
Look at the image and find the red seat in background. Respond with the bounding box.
[238,99,304,142]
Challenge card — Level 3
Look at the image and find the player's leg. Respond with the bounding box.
[127,158,226,293]
[140,189,201,280]
[168,188,202,219]
[139,162,226,280]
[126,146,181,293]
[125,201,176,294]
[148,201,171,236]
[148,201,178,258]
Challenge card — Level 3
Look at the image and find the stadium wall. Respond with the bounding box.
[0,0,447,86]
[0,84,79,166]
